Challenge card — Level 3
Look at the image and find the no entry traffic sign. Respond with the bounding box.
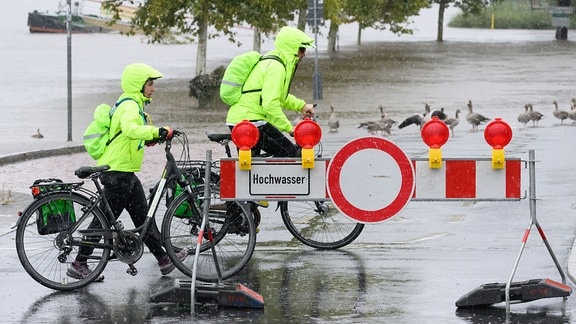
[327,137,415,223]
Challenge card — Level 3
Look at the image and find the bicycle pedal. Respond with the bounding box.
[126,264,138,276]
[256,200,269,208]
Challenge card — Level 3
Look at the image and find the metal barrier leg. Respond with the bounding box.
[505,149,569,315]
[191,150,214,316]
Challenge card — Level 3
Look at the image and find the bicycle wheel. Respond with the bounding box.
[279,200,365,249]
[15,192,112,291]
[162,186,256,282]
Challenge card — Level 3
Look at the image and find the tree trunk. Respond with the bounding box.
[195,18,208,76]
[253,26,261,52]
[357,24,362,47]
[297,7,307,31]
[437,0,446,42]
[327,21,339,55]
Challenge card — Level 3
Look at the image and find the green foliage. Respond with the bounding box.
[103,0,432,44]
[344,0,430,33]
[430,0,498,14]
[449,1,575,29]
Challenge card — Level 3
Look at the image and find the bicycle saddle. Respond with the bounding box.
[206,132,231,143]
[74,165,110,179]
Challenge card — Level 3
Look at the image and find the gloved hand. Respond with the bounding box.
[158,127,173,142]
[145,140,157,147]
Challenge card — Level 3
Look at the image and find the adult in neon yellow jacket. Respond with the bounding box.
[226,26,316,157]
[69,63,187,281]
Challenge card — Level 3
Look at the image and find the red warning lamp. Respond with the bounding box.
[421,117,449,169]
[484,118,512,169]
[231,120,259,170]
[294,118,322,168]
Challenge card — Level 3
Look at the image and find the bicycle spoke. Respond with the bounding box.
[281,200,364,249]
[16,193,111,291]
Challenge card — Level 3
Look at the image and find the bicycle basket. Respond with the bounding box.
[31,179,76,235]
[166,160,220,218]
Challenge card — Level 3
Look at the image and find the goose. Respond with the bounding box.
[422,103,447,124]
[517,104,532,128]
[443,109,461,137]
[327,104,340,132]
[431,108,447,120]
[527,103,544,127]
[31,128,44,139]
[398,113,424,129]
[358,120,394,135]
[552,100,569,124]
[398,103,432,129]
[378,105,397,126]
[358,105,394,131]
[568,98,576,124]
[421,103,432,123]
[363,120,393,136]
[465,100,490,131]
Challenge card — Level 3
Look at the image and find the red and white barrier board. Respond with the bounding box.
[411,158,522,201]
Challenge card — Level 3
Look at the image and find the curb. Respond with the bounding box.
[0,146,86,237]
[0,146,86,166]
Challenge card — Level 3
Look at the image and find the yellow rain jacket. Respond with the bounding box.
[226,26,315,133]
[98,63,162,172]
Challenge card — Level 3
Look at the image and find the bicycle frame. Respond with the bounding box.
[37,133,204,262]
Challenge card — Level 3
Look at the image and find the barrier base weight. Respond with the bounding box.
[150,279,264,309]
[456,278,571,308]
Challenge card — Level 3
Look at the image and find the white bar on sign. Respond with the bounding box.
[476,161,505,198]
[414,161,446,199]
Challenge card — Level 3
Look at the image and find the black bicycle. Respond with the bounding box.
[206,116,365,250]
[15,130,256,290]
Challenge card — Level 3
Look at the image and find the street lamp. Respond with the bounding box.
[66,0,72,141]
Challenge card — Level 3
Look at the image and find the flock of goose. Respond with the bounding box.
[517,98,576,127]
[326,98,576,137]
[326,100,489,137]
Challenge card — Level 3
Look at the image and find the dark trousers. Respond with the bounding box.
[77,172,165,263]
[231,123,301,157]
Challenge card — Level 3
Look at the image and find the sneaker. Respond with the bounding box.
[158,248,188,275]
[66,261,105,282]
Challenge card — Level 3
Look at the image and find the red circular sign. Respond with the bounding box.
[421,117,449,148]
[294,119,322,148]
[231,120,259,149]
[484,117,512,149]
[327,137,415,224]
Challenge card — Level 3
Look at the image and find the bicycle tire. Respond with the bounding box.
[161,187,256,282]
[15,192,112,291]
[279,200,365,249]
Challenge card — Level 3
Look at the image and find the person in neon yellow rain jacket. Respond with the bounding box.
[68,63,187,281]
[226,26,316,157]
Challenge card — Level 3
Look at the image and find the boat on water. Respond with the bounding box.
[27,0,137,34]
[80,0,138,34]
[27,10,111,33]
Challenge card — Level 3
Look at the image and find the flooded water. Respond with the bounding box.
[5,1,574,153]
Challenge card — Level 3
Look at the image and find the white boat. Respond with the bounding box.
[79,0,140,33]
[80,0,140,34]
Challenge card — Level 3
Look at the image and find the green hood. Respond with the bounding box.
[274,26,315,62]
[121,63,163,103]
